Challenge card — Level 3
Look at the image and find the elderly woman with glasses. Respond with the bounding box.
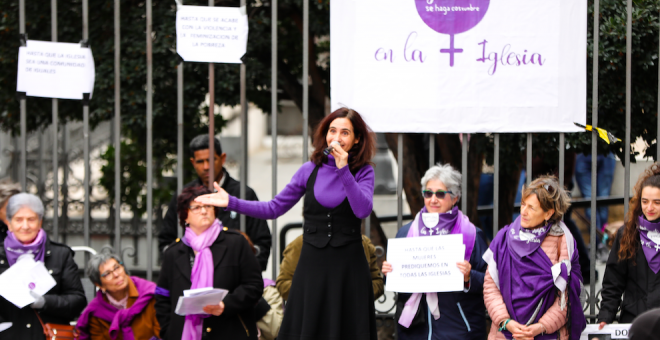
[76,253,160,340]
[155,185,263,340]
[0,193,86,339]
[381,163,489,340]
[483,176,586,340]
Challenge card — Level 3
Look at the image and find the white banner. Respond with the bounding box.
[330,0,587,133]
[176,5,249,63]
[386,234,465,293]
[580,324,631,340]
[16,40,95,100]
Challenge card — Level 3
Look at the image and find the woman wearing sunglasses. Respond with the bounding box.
[76,253,161,340]
[382,163,489,340]
[483,176,585,340]
[194,108,378,340]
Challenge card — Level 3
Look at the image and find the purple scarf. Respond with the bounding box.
[638,216,660,274]
[76,276,157,340]
[263,278,276,288]
[482,217,586,340]
[398,207,476,328]
[4,229,47,265]
[182,219,222,340]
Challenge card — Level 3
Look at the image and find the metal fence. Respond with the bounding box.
[7,0,652,327]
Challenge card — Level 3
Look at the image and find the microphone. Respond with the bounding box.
[323,141,340,156]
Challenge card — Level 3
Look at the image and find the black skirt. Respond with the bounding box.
[278,240,377,340]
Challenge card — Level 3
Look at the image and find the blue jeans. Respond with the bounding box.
[574,153,616,230]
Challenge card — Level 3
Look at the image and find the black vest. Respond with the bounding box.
[302,165,362,248]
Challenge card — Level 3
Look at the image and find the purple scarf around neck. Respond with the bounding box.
[398,207,476,328]
[76,276,157,340]
[182,219,222,340]
[482,217,586,340]
[417,206,459,236]
[638,216,660,273]
[4,228,46,265]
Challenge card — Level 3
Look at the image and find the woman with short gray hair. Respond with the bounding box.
[0,179,21,242]
[76,253,161,340]
[0,193,86,339]
[382,163,489,340]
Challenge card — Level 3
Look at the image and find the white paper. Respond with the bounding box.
[580,324,631,340]
[176,5,249,63]
[0,256,56,308]
[330,0,586,133]
[16,40,95,100]
[0,323,12,333]
[175,288,229,316]
[386,235,465,293]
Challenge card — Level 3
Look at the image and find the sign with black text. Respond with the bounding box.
[176,5,248,63]
[16,40,95,100]
[580,324,631,340]
[386,234,465,293]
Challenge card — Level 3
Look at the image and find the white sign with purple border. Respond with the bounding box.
[330,0,586,133]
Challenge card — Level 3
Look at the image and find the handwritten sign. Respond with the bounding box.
[580,324,631,340]
[176,5,248,63]
[330,0,586,133]
[16,40,95,100]
[386,234,465,293]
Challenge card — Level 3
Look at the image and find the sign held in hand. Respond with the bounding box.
[176,5,249,64]
[386,234,465,293]
[16,40,95,100]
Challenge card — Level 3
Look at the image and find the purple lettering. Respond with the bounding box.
[477,41,544,75]
[374,48,394,63]
[531,53,545,65]
[404,32,426,63]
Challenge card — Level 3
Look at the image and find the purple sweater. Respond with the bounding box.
[226,155,374,219]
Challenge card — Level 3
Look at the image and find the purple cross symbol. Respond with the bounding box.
[440,34,463,67]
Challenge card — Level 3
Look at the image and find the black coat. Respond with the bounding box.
[0,237,87,340]
[158,170,272,270]
[155,228,264,340]
[598,226,660,323]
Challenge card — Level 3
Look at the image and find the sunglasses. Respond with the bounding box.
[422,189,453,199]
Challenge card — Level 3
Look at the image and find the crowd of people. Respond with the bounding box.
[1,108,660,340]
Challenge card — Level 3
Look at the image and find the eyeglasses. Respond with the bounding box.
[189,204,212,214]
[100,264,124,278]
[422,190,453,199]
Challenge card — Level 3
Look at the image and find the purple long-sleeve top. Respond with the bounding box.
[226,155,374,219]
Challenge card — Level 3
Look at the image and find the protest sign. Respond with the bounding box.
[580,324,631,340]
[386,234,465,293]
[330,0,587,133]
[176,5,249,63]
[16,40,95,100]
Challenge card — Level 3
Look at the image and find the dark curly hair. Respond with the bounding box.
[619,163,660,263]
[309,108,376,173]
[177,186,221,230]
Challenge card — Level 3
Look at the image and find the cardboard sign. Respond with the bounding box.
[386,234,465,293]
[16,40,95,100]
[176,5,249,63]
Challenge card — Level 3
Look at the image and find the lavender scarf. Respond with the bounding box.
[398,206,476,328]
[4,228,47,265]
[638,216,660,274]
[76,276,157,340]
[182,219,222,340]
[482,217,586,340]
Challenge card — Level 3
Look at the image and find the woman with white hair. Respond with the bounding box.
[0,193,86,340]
[382,163,489,340]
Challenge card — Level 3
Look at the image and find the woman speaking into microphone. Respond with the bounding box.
[195,108,377,340]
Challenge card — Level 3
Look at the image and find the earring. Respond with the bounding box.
[544,220,549,227]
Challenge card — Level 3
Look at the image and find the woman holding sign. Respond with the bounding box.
[194,108,378,340]
[382,163,489,340]
[154,185,263,340]
[483,176,586,340]
[598,163,660,327]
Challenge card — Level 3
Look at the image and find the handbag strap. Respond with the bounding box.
[33,309,50,336]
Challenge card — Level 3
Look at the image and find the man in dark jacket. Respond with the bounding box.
[158,135,271,270]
